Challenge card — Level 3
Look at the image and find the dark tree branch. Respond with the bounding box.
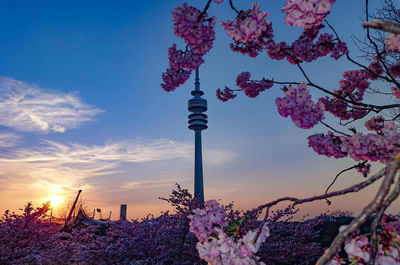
[257,166,387,220]
[295,62,400,111]
[368,175,400,265]
[229,0,240,15]
[364,19,400,34]
[198,0,213,22]
[316,158,400,265]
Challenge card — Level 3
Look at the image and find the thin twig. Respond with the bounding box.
[324,162,368,205]
[325,20,392,83]
[320,120,351,137]
[229,0,240,15]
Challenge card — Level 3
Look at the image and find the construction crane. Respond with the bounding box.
[63,190,82,231]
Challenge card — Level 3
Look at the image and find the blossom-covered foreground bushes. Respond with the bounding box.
[2,185,400,265]
[0,186,201,265]
[0,185,388,265]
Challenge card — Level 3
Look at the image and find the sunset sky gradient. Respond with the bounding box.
[0,0,396,220]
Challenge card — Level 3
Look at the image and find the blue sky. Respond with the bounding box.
[0,0,394,220]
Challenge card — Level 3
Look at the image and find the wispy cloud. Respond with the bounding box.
[0,139,193,193]
[204,149,237,166]
[4,138,193,164]
[120,177,190,191]
[0,133,21,147]
[0,77,103,133]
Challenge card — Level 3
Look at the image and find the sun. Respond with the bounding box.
[47,195,63,207]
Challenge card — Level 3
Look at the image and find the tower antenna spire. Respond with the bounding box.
[188,68,207,205]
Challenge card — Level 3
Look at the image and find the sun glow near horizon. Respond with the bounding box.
[46,188,64,208]
[47,195,63,207]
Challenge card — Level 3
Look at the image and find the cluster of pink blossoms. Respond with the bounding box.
[327,216,400,265]
[188,200,270,265]
[308,119,400,165]
[172,3,216,55]
[340,121,400,163]
[217,71,274,101]
[216,86,237,102]
[236,72,274,98]
[392,86,400,99]
[320,64,387,121]
[266,25,348,65]
[188,200,228,242]
[365,115,385,132]
[356,163,371,177]
[385,33,400,53]
[282,0,336,28]
[161,67,192,92]
[222,3,273,57]
[275,82,325,129]
[308,131,346,159]
[168,44,204,70]
[161,3,216,92]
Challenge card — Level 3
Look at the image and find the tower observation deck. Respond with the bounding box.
[188,68,207,205]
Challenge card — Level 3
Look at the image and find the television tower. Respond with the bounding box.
[188,68,207,205]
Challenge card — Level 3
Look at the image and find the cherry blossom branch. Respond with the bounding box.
[316,158,400,265]
[364,19,400,34]
[252,79,300,86]
[252,164,388,250]
[295,61,400,111]
[257,165,387,220]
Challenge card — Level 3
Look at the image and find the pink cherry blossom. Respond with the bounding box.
[222,3,273,57]
[282,0,336,28]
[385,33,400,53]
[161,65,191,92]
[275,82,325,129]
[172,3,216,55]
[216,86,237,102]
[189,200,270,265]
[235,71,273,98]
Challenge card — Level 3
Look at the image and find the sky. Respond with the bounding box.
[0,0,397,221]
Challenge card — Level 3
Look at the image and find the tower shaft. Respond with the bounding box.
[194,130,204,204]
[188,69,207,205]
